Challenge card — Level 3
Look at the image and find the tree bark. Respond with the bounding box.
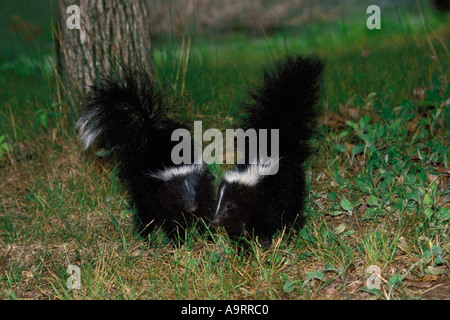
[56,0,152,113]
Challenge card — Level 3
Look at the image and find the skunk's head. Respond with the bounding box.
[149,165,206,221]
[213,177,258,236]
[213,160,279,235]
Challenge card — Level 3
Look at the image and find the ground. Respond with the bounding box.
[0,0,449,300]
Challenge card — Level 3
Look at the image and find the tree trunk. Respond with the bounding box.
[56,0,152,114]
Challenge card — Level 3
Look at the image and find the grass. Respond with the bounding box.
[0,1,449,300]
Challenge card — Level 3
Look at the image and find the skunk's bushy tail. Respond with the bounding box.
[242,55,324,159]
[76,69,180,174]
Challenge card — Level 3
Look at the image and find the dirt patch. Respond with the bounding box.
[421,278,450,300]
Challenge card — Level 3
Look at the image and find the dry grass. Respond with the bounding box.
[1,125,448,299]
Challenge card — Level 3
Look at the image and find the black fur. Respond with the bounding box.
[213,55,324,248]
[432,0,450,12]
[76,69,215,241]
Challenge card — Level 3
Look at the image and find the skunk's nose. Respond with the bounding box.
[213,217,221,225]
[184,204,198,213]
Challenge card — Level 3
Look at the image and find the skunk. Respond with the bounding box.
[76,69,215,242]
[213,55,324,248]
[432,0,450,12]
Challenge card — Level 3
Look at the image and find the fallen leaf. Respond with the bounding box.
[347,107,360,119]
[413,88,426,100]
[404,280,433,288]
[239,287,257,296]
[404,274,438,288]
[426,266,446,276]
[437,196,449,208]
[325,285,338,296]
[407,119,417,133]
[334,223,346,234]
[427,173,440,185]
[321,111,347,127]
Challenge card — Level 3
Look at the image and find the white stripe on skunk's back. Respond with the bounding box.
[76,107,102,150]
[148,164,205,181]
[223,158,280,186]
[215,185,226,216]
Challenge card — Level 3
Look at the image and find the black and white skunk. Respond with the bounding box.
[213,55,324,248]
[76,69,215,241]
